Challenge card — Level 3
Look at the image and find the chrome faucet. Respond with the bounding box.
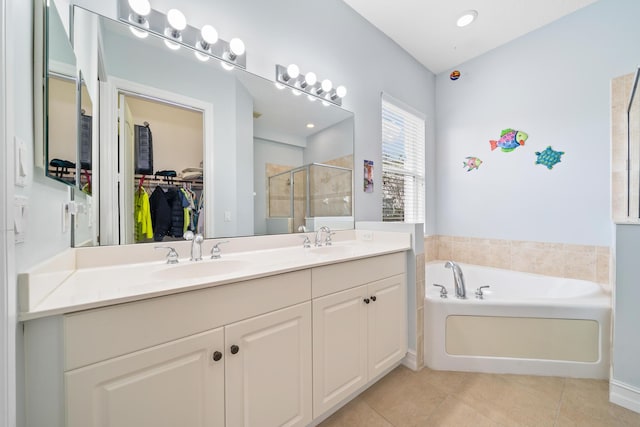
[315,226,331,247]
[445,260,466,299]
[183,231,204,262]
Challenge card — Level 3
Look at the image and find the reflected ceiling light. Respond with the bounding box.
[117,0,247,69]
[127,0,150,38]
[274,64,347,106]
[275,82,286,90]
[292,88,302,96]
[306,123,315,129]
[456,10,478,27]
[221,61,235,71]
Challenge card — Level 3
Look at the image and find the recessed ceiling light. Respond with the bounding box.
[456,10,478,27]
[306,123,315,129]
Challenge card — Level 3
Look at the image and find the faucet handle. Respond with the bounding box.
[211,240,230,259]
[432,284,448,298]
[475,285,490,299]
[155,246,179,264]
[298,234,311,248]
[325,232,336,246]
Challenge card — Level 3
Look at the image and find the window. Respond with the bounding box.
[381,94,425,223]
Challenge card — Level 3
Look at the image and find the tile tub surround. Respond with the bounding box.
[424,235,610,285]
[319,365,640,427]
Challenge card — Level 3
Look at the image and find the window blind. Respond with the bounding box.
[381,95,425,223]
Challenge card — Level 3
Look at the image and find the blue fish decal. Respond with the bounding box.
[490,128,528,152]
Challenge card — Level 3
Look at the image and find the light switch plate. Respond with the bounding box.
[15,136,28,187]
[14,196,28,243]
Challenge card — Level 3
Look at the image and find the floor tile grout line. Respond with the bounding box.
[552,377,567,427]
[360,396,397,427]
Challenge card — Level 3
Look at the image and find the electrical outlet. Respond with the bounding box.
[224,211,232,222]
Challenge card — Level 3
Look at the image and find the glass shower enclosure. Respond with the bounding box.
[267,163,353,233]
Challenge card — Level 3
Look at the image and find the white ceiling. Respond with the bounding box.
[342,0,599,74]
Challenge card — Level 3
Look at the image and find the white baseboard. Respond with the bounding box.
[610,379,640,414]
[401,349,418,371]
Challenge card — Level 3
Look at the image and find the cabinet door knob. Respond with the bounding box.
[363,298,370,304]
[212,351,222,362]
[230,345,240,355]
[371,296,377,302]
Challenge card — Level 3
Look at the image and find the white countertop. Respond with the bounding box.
[19,230,411,320]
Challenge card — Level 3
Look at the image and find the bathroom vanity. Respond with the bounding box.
[20,231,409,427]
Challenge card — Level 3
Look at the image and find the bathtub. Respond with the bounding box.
[424,262,611,379]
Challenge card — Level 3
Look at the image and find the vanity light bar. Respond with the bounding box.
[275,64,347,107]
[117,0,246,69]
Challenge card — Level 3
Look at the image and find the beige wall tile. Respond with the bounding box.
[431,235,609,284]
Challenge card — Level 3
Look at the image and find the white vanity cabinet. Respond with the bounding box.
[23,250,408,427]
[311,253,407,416]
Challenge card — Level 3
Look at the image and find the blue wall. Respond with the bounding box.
[435,0,640,246]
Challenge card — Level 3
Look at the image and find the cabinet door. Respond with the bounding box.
[225,302,312,427]
[66,327,225,427]
[367,274,407,379]
[312,285,368,417]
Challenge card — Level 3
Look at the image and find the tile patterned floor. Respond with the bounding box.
[319,366,640,427]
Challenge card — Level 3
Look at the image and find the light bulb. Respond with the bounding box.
[167,9,187,31]
[200,25,218,46]
[128,0,150,16]
[304,71,317,86]
[336,85,347,98]
[229,38,245,56]
[321,79,333,92]
[286,64,300,79]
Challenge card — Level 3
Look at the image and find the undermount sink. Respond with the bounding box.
[308,245,355,257]
[153,259,250,281]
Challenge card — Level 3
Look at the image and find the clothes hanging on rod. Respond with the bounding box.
[135,176,153,242]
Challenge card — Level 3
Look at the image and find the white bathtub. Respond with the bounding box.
[424,262,611,379]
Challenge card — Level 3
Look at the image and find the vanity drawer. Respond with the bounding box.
[311,252,405,298]
[64,270,311,371]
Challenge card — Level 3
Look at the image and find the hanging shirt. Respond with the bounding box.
[134,187,153,242]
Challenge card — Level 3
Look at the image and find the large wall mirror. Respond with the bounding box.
[70,7,354,247]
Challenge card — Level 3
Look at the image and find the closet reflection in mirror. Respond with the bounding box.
[122,93,204,245]
[45,2,77,186]
[73,7,353,246]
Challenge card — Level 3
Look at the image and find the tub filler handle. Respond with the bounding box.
[475,285,490,299]
[432,284,448,298]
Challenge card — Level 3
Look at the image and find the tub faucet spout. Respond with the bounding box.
[445,261,466,299]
